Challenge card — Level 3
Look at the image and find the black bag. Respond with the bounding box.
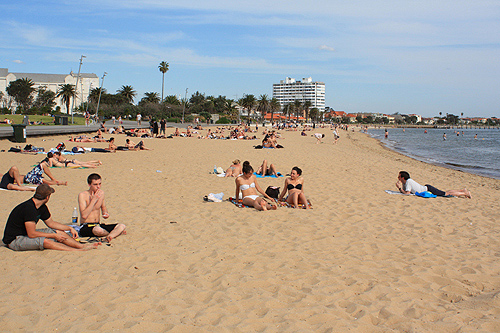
[265,186,280,199]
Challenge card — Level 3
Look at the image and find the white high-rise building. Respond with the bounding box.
[273,77,325,112]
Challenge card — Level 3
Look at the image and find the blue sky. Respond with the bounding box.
[1,0,499,117]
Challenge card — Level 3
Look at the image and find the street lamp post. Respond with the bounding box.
[70,55,85,124]
[182,88,188,123]
[96,72,107,123]
[85,82,92,117]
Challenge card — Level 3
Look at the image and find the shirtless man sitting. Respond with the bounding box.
[78,173,126,242]
[126,139,151,150]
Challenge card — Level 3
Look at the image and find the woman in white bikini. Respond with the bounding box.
[235,161,277,211]
[278,166,310,209]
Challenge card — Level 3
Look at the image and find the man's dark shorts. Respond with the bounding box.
[79,223,117,237]
[425,184,446,197]
[0,172,15,189]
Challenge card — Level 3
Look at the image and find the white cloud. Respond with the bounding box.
[12,59,24,64]
[319,45,335,52]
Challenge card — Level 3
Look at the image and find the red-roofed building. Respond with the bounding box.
[325,110,347,120]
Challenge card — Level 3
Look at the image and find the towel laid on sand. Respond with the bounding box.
[255,173,283,178]
[229,197,312,209]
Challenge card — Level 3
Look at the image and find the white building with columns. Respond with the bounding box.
[0,68,99,113]
[272,77,326,113]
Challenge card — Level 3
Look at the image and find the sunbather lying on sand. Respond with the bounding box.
[225,159,242,177]
[0,166,36,191]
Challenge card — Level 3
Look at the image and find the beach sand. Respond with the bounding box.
[1,127,499,332]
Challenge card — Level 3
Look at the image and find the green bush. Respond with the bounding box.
[167,117,180,123]
[216,117,231,124]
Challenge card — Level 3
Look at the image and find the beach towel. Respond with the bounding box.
[415,191,437,198]
[277,200,313,209]
[255,173,282,178]
[229,197,312,209]
[228,197,253,208]
[385,190,454,198]
[385,190,413,195]
[0,186,37,191]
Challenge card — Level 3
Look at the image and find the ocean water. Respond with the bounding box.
[368,127,500,179]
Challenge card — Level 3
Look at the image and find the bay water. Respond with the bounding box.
[368,127,500,179]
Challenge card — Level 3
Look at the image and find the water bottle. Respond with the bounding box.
[72,207,78,225]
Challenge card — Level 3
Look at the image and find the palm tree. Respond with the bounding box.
[117,85,136,104]
[269,97,280,123]
[163,95,181,105]
[240,94,256,122]
[88,87,107,105]
[309,108,319,122]
[158,61,169,103]
[56,84,76,114]
[293,99,302,121]
[282,103,291,121]
[257,94,270,121]
[303,100,312,123]
[141,92,160,104]
[225,99,238,121]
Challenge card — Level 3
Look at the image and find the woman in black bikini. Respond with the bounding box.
[278,166,310,209]
[52,152,102,168]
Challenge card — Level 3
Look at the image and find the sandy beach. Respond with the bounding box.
[1,126,499,332]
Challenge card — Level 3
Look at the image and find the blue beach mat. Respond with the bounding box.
[255,173,283,178]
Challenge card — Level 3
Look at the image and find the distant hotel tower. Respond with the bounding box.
[273,77,325,112]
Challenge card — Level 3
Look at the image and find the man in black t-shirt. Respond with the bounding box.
[2,184,100,251]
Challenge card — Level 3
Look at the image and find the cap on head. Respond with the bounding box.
[34,184,55,200]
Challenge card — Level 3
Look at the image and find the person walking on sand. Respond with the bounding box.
[333,128,339,144]
[395,171,471,198]
[2,184,100,251]
[78,173,126,242]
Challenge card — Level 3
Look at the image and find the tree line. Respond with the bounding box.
[1,77,324,124]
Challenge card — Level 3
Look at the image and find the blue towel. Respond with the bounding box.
[255,173,282,178]
[415,191,437,198]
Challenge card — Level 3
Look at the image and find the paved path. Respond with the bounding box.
[0,120,193,140]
